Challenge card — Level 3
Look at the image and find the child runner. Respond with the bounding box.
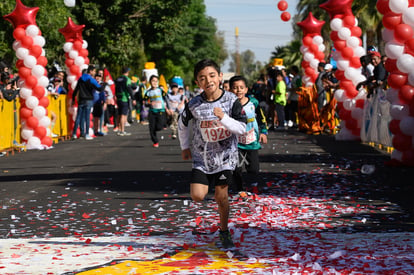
[229,75,268,192]
[144,75,171,147]
[178,59,246,248]
[166,82,186,139]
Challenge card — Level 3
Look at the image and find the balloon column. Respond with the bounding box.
[320,0,367,141]
[297,12,326,87]
[377,0,414,165]
[59,17,89,130]
[4,0,53,149]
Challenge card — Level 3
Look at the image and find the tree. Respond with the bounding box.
[270,40,302,69]
[229,49,264,86]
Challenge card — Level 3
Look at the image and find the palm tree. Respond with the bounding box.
[270,40,303,69]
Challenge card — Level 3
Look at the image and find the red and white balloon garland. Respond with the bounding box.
[4,0,53,149]
[59,17,89,128]
[377,0,414,165]
[297,12,326,87]
[321,0,367,141]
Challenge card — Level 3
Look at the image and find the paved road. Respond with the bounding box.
[0,124,413,274]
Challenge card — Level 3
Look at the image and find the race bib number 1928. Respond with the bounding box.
[199,120,231,142]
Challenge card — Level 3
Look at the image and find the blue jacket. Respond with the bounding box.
[73,74,104,103]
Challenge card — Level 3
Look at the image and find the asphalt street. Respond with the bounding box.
[0,123,413,274]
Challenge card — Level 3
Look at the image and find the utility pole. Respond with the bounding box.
[235,27,240,75]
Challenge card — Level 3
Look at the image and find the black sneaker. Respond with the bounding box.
[219,230,234,249]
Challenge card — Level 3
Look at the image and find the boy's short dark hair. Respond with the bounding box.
[194,59,220,80]
[149,75,158,82]
[229,75,248,89]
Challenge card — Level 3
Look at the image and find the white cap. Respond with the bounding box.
[324,64,333,70]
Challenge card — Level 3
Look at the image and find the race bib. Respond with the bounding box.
[151,101,163,109]
[199,120,232,142]
[238,128,256,144]
[169,101,179,109]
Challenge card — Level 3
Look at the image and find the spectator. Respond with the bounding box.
[71,65,105,140]
[166,83,186,139]
[315,62,327,112]
[272,71,287,129]
[286,65,301,128]
[92,73,106,136]
[114,66,135,136]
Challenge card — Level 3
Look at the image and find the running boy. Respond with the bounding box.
[144,75,171,147]
[229,75,268,192]
[178,59,246,248]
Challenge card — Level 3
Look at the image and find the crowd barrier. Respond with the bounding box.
[0,94,69,155]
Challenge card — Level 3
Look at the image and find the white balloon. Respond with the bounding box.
[32,65,45,78]
[81,64,88,71]
[402,7,414,27]
[389,0,409,14]
[408,72,414,86]
[69,50,79,59]
[27,136,41,149]
[391,149,403,161]
[382,28,395,42]
[310,59,319,70]
[400,116,414,136]
[338,27,352,40]
[355,89,367,100]
[336,58,350,71]
[16,47,29,60]
[318,44,326,52]
[300,45,307,54]
[39,116,51,127]
[64,0,76,7]
[63,42,73,53]
[312,35,323,45]
[71,82,77,90]
[343,99,356,110]
[390,104,410,120]
[330,18,343,31]
[38,76,49,88]
[21,128,34,140]
[346,36,360,48]
[33,35,46,47]
[82,40,88,49]
[304,52,315,62]
[74,56,85,66]
[344,67,359,81]
[33,106,46,119]
[19,87,32,99]
[351,107,363,119]
[12,40,21,51]
[25,25,39,37]
[354,46,366,58]
[386,88,403,104]
[26,96,39,109]
[23,55,37,68]
[334,89,347,102]
[385,40,405,59]
[67,75,77,83]
[397,54,414,74]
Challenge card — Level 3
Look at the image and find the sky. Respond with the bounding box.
[204,0,299,72]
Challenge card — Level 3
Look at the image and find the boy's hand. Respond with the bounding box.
[181,148,192,160]
[213,107,224,120]
[259,133,268,144]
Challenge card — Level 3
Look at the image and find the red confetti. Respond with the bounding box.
[85,238,92,244]
[82,213,91,219]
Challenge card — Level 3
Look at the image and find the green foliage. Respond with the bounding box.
[229,50,265,86]
[0,0,225,85]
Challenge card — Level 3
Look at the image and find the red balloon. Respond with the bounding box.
[350,26,362,37]
[305,67,316,77]
[345,118,358,129]
[72,40,83,51]
[319,0,353,19]
[345,88,358,98]
[70,64,80,75]
[25,75,38,88]
[16,59,24,68]
[297,12,325,36]
[330,32,340,41]
[302,36,313,46]
[13,27,26,40]
[410,98,414,115]
[394,24,414,43]
[278,0,288,11]
[37,56,48,67]
[385,58,399,73]
[406,38,414,52]
[388,73,408,89]
[389,119,402,135]
[3,0,39,29]
[393,133,412,151]
[315,51,325,61]
[340,80,354,91]
[41,136,53,147]
[399,85,414,104]
[79,48,89,57]
[39,96,49,108]
[351,128,361,136]
[20,107,32,119]
[382,13,402,29]
[65,58,74,68]
[59,17,85,41]
[18,66,31,79]
[26,116,39,129]
[21,35,34,49]
[343,15,355,27]
[350,56,361,68]
[335,70,345,81]
[281,12,291,22]
[30,45,42,58]
[377,0,392,14]
[33,85,45,99]
[34,126,46,139]
[309,43,319,54]
[339,108,351,120]
[334,40,346,51]
[341,47,354,59]
[355,99,365,108]
[402,149,414,166]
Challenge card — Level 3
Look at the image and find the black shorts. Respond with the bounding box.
[117,101,129,115]
[92,103,103,117]
[191,169,233,186]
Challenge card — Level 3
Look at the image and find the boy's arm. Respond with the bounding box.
[178,103,193,150]
[218,100,246,135]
